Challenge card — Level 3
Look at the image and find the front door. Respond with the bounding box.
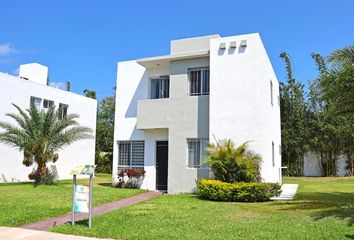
[156,141,168,191]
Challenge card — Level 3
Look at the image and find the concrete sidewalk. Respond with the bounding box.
[21,191,161,231]
[271,184,299,200]
[0,227,113,240]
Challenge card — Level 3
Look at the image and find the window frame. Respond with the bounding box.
[30,96,42,110]
[43,99,54,109]
[272,141,275,166]
[186,138,209,168]
[118,140,145,170]
[149,75,170,99]
[58,103,68,119]
[270,80,273,106]
[188,67,210,96]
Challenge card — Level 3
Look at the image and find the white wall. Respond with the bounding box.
[112,60,169,190]
[19,63,48,85]
[209,33,282,183]
[0,72,97,182]
[304,152,349,177]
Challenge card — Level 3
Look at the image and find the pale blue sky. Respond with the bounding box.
[0,0,353,98]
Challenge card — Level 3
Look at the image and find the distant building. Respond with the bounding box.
[112,33,282,193]
[0,63,97,182]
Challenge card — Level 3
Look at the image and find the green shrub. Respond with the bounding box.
[30,168,57,185]
[198,179,281,202]
[206,139,262,183]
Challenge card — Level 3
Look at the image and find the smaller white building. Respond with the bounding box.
[0,63,97,182]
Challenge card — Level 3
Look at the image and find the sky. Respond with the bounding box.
[0,0,353,99]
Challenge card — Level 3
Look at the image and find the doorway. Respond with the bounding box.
[156,141,168,191]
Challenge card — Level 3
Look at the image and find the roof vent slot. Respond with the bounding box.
[240,40,247,47]
[230,41,237,48]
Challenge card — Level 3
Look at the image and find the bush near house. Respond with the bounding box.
[115,169,146,189]
[198,179,281,202]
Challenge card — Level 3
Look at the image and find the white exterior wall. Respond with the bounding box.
[0,72,97,182]
[19,63,48,85]
[209,33,282,183]
[113,33,282,193]
[112,61,169,191]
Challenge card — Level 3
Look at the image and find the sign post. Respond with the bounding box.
[71,165,96,228]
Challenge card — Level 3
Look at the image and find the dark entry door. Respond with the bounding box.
[156,141,168,191]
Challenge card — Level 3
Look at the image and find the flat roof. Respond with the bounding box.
[136,50,210,68]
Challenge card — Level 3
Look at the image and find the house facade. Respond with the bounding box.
[0,63,97,182]
[113,33,281,193]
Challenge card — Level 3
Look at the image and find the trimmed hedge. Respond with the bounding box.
[198,179,282,202]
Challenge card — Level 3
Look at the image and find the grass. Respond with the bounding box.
[0,173,145,226]
[52,177,354,240]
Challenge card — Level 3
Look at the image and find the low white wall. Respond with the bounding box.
[304,152,349,177]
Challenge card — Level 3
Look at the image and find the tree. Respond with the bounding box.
[0,104,93,183]
[308,51,354,176]
[83,89,97,99]
[279,52,308,176]
[66,81,71,91]
[95,96,115,173]
[206,139,261,183]
[321,45,354,115]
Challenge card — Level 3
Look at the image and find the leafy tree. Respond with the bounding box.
[308,52,354,176]
[0,104,93,183]
[279,52,308,176]
[206,139,261,183]
[95,95,115,173]
[83,89,97,99]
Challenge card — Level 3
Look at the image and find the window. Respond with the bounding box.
[272,141,275,166]
[30,96,42,110]
[150,76,169,99]
[43,99,54,109]
[188,67,209,96]
[118,141,145,169]
[58,103,68,119]
[270,80,273,106]
[187,138,208,168]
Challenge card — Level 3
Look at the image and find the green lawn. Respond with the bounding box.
[52,177,354,240]
[0,174,145,226]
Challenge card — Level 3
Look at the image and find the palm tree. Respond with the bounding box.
[0,104,93,180]
[320,45,354,115]
[206,139,261,183]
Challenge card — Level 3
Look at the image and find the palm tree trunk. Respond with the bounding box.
[38,162,47,176]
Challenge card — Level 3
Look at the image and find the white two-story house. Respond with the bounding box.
[0,63,97,182]
[113,33,281,193]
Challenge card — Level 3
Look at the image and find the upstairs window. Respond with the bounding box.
[188,67,209,96]
[187,138,209,168]
[43,99,54,109]
[58,103,68,119]
[118,141,145,169]
[270,80,273,106]
[272,141,275,166]
[30,96,42,110]
[150,76,169,99]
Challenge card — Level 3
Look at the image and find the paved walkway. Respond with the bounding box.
[21,191,161,231]
[271,184,299,200]
[0,227,113,240]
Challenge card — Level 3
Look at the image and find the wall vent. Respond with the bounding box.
[240,40,247,47]
[230,41,237,48]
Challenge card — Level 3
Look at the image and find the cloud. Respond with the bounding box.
[0,43,17,56]
[49,81,66,90]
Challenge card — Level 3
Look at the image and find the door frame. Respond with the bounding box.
[155,140,168,191]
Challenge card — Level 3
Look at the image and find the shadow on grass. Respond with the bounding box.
[97,183,113,187]
[274,192,354,226]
